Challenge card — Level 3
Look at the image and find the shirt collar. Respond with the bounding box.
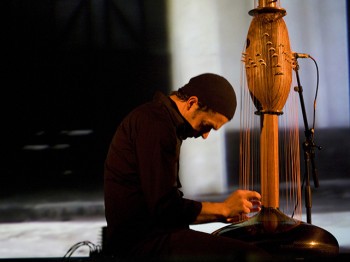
[153,91,194,140]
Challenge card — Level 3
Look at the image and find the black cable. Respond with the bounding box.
[62,240,102,261]
[309,55,319,131]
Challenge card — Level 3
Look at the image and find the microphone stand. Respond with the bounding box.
[293,58,321,224]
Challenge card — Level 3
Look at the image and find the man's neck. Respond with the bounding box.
[169,95,187,117]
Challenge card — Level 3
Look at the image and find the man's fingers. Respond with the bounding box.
[248,191,261,200]
[248,199,261,212]
[250,206,261,213]
[250,199,262,207]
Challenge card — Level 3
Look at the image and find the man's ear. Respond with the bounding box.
[186,96,199,110]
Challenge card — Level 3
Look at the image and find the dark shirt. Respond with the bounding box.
[104,92,202,254]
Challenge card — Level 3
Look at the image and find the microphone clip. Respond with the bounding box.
[293,52,310,59]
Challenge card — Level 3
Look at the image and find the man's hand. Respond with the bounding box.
[194,190,262,224]
[223,190,261,223]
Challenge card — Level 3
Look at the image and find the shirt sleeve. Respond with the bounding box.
[133,108,202,227]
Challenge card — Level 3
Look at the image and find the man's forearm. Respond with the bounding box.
[193,202,229,224]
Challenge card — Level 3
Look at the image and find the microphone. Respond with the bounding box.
[293,52,310,59]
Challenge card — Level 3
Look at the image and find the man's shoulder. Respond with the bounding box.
[125,99,171,126]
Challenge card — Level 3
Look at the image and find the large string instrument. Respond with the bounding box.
[213,0,339,258]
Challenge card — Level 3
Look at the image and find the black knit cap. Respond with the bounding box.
[179,73,237,120]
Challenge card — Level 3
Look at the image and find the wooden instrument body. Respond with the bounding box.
[243,7,294,208]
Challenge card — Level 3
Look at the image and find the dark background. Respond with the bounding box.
[0,0,171,196]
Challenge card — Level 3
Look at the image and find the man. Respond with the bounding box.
[104,73,268,261]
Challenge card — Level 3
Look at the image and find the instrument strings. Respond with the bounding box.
[239,51,302,220]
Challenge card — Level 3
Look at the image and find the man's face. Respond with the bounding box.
[186,105,229,139]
